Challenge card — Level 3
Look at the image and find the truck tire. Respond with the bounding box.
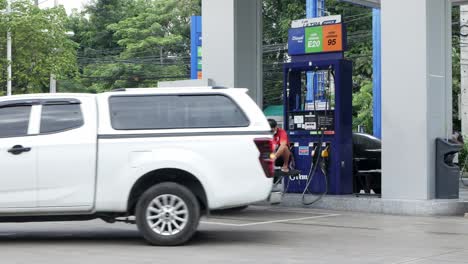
[136,182,200,246]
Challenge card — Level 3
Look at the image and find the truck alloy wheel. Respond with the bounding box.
[146,194,189,236]
[136,183,200,246]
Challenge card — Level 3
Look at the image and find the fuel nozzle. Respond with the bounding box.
[311,146,317,158]
[320,145,330,175]
[311,145,320,163]
[321,145,330,159]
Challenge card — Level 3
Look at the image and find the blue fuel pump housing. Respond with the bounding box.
[283,16,353,195]
[283,60,353,195]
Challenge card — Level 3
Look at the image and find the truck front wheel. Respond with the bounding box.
[135,182,200,246]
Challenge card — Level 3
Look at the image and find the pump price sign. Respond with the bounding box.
[305,27,322,53]
[288,23,345,56]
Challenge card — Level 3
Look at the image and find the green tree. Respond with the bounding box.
[80,0,138,50]
[263,0,305,45]
[262,0,306,107]
[108,0,199,56]
[66,0,200,92]
[352,80,373,132]
[0,0,77,94]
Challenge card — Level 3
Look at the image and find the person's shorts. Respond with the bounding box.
[275,157,285,167]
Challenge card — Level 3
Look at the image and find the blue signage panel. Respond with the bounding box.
[191,16,202,80]
[197,33,202,47]
[288,27,305,56]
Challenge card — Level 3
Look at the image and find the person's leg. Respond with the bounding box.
[281,148,290,172]
[275,148,300,176]
[275,148,290,172]
[273,157,284,183]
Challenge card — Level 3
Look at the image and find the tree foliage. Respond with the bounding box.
[79,0,138,50]
[64,0,200,93]
[263,0,306,107]
[352,80,373,132]
[0,0,77,95]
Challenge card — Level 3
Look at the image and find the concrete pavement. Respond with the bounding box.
[0,206,468,264]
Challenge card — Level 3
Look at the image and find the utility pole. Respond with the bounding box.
[6,0,12,96]
[50,0,58,93]
[461,5,468,136]
[34,0,38,6]
[160,47,163,64]
[50,75,56,93]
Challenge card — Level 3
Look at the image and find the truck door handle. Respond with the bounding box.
[8,145,32,155]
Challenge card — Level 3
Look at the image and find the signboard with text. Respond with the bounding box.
[288,15,345,56]
[291,15,342,29]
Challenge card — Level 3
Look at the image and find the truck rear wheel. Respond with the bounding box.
[136,182,200,246]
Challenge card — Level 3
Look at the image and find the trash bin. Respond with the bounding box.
[435,138,463,199]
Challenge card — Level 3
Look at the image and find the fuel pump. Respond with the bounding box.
[281,15,353,201]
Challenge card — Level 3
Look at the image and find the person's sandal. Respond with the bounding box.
[289,169,301,176]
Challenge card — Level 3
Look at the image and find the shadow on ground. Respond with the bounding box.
[0,228,278,247]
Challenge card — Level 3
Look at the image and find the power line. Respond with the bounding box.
[79,75,190,81]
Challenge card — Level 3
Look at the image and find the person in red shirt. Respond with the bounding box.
[269,119,292,173]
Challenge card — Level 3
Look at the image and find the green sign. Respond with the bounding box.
[197,47,202,71]
[305,27,323,53]
[197,46,202,57]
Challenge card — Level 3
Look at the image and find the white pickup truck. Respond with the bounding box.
[0,87,274,246]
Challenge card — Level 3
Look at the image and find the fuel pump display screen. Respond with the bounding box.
[288,110,335,134]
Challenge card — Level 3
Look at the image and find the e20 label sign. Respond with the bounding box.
[305,27,323,53]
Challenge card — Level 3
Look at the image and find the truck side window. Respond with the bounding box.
[109,94,250,130]
[40,104,84,134]
[0,105,31,138]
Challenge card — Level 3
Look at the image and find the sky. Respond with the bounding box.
[39,0,90,13]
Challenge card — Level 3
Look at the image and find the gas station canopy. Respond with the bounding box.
[341,0,468,8]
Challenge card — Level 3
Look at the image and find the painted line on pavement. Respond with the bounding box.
[201,213,340,227]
